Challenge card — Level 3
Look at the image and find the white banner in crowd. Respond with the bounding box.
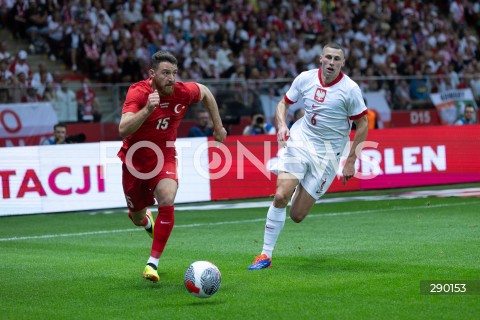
[0,139,211,216]
[0,102,58,147]
[430,88,477,125]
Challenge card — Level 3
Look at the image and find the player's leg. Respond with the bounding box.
[128,207,154,238]
[248,172,298,270]
[289,183,317,223]
[122,164,155,238]
[143,177,178,282]
[289,155,339,223]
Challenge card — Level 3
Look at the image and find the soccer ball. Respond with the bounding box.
[184,261,221,298]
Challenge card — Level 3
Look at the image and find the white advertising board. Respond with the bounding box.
[0,138,211,216]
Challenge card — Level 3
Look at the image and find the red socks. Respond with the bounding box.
[150,206,174,259]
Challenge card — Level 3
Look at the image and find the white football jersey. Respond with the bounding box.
[285,69,367,153]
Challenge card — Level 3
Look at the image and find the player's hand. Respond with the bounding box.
[213,127,227,143]
[277,125,289,148]
[147,89,160,112]
[342,160,355,185]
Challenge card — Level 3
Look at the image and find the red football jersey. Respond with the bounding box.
[117,79,201,173]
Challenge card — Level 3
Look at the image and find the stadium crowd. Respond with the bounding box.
[0,0,479,112]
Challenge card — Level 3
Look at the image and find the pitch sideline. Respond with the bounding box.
[1,199,479,242]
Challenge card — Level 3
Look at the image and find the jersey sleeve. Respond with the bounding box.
[183,82,201,104]
[122,86,144,114]
[284,73,304,104]
[348,85,368,119]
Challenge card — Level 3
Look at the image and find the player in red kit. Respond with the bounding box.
[117,51,227,283]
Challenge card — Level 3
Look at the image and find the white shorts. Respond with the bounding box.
[277,139,342,200]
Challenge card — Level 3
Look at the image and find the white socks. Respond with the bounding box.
[144,217,152,230]
[147,257,159,268]
[261,204,286,258]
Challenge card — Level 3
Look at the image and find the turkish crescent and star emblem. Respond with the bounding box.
[174,104,186,113]
[314,87,327,103]
[157,103,186,113]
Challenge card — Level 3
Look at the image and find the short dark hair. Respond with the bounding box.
[54,123,67,130]
[323,42,345,56]
[151,51,177,69]
[250,111,265,118]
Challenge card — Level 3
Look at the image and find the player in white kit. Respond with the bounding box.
[248,42,369,270]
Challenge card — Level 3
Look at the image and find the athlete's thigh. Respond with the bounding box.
[150,160,179,206]
[122,164,155,212]
[153,178,178,204]
[277,143,308,182]
[276,171,300,198]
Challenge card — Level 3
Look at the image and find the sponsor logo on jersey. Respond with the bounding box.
[159,103,169,108]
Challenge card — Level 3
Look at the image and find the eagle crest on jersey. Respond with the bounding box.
[314,88,327,103]
[313,88,327,102]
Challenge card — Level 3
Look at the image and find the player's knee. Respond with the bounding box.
[289,210,307,223]
[273,192,290,207]
[157,195,175,206]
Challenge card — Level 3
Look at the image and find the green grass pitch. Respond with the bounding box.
[1,185,479,319]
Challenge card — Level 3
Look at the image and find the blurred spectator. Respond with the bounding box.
[46,9,64,61]
[28,27,49,54]
[0,40,12,62]
[454,104,476,125]
[187,61,203,80]
[100,43,120,83]
[470,71,480,104]
[41,123,83,145]
[0,58,13,85]
[9,50,31,78]
[76,78,102,122]
[63,22,82,71]
[42,81,56,102]
[25,0,48,40]
[9,0,28,39]
[10,71,29,102]
[31,63,53,97]
[120,49,143,83]
[409,69,430,106]
[0,88,11,103]
[96,12,112,44]
[22,85,40,102]
[55,78,77,123]
[81,33,101,79]
[188,109,213,137]
[0,0,9,29]
[42,123,67,145]
[123,0,143,25]
[243,111,276,135]
[448,63,460,89]
[394,80,412,110]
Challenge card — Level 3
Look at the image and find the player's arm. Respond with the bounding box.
[118,90,160,139]
[275,97,290,147]
[197,83,227,143]
[342,114,368,185]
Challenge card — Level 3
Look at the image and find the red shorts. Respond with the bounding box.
[121,161,178,212]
